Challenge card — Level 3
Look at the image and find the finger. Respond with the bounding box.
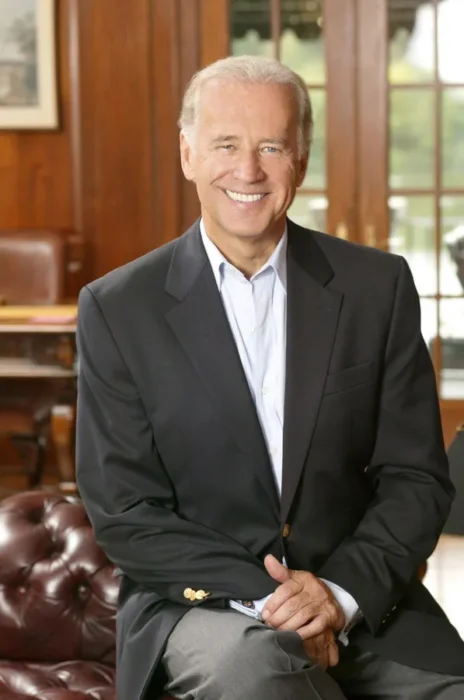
[266,601,318,632]
[296,613,331,640]
[264,554,291,584]
[303,642,328,671]
[328,642,340,668]
[261,579,303,619]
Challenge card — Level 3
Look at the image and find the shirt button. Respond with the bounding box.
[261,387,268,395]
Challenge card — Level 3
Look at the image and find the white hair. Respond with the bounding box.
[179,55,313,160]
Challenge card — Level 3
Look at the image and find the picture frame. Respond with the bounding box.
[0,0,58,130]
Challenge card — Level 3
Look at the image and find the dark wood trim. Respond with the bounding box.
[296,188,327,196]
[419,294,464,300]
[271,0,281,60]
[388,188,464,196]
[440,401,464,448]
[357,0,389,248]
[433,0,443,382]
[200,0,230,68]
[152,0,182,245]
[304,84,329,91]
[388,82,464,90]
[68,0,83,237]
[67,0,88,292]
[180,0,202,232]
[74,0,95,283]
[325,0,358,240]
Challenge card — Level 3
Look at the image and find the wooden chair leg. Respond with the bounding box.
[29,432,48,488]
[50,404,76,493]
[10,433,43,488]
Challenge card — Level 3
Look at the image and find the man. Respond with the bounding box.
[76,56,464,700]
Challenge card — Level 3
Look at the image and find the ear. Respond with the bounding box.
[180,131,196,182]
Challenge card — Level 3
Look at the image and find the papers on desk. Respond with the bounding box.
[0,305,77,324]
[0,358,76,378]
[0,305,77,333]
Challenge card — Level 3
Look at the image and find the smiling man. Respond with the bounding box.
[76,56,464,700]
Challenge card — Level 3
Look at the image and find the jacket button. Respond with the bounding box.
[282,523,290,538]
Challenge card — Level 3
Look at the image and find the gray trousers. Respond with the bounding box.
[162,608,464,700]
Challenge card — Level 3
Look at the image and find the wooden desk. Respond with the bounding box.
[0,305,78,493]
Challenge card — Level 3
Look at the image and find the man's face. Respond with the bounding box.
[180,80,308,243]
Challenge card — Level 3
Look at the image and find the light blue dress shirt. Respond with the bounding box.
[200,220,359,643]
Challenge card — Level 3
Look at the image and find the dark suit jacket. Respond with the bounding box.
[76,220,464,700]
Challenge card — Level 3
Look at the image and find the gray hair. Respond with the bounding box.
[179,55,313,160]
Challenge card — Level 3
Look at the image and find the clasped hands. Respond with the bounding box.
[261,554,345,670]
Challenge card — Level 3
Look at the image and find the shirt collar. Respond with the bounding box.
[200,218,287,292]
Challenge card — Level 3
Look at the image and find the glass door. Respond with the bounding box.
[358,0,464,444]
[230,0,359,241]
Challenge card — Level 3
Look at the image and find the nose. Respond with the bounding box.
[233,151,266,183]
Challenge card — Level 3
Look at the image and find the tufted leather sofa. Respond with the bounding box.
[0,491,175,700]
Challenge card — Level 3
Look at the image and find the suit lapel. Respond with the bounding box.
[280,224,344,525]
[164,223,280,518]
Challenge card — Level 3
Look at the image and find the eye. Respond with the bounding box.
[218,144,235,151]
[262,146,280,154]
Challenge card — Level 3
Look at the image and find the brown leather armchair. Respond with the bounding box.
[0,230,67,490]
[0,490,429,699]
[0,230,65,306]
[0,490,175,700]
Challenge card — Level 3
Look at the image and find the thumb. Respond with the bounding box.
[264,554,291,583]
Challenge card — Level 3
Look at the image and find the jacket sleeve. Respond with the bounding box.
[75,285,276,606]
[317,257,455,635]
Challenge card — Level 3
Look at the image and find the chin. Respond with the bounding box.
[225,225,269,240]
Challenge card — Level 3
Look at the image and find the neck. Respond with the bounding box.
[203,222,285,279]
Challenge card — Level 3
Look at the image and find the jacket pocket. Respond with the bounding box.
[324,361,374,396]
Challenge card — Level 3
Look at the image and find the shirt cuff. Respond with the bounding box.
[229,592,272,620]
[320,578,362,645]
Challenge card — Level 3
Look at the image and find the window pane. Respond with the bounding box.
[389,1,435,84]
[388,196,436,295]
[280,0,325,84]
[442,89,464,189]
[288,193,327,232]
[438,0,464,83]
[231,0,274,57]
[441,196,464,296]
[390,90,435,188]
[440,299,464,399]
[302,89,325,189]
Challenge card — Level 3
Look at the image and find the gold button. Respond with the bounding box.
[282,523,290,538]
[184,588,194,600]
[195,589,210,600]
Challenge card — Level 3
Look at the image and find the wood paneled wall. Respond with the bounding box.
[0,0,230,286]
[0,0,230,483]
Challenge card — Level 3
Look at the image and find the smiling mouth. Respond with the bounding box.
[225,190,267,203]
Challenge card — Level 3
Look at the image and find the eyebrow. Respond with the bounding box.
[211,136,288,146]
[211,135,238,143]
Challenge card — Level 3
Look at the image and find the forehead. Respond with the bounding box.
[196,79,299,138]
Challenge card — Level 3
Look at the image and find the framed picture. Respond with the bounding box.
[0,0,58,129]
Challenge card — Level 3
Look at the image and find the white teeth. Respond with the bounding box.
[226,190,265,203]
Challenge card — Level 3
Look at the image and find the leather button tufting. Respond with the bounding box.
[77,583,90,600]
